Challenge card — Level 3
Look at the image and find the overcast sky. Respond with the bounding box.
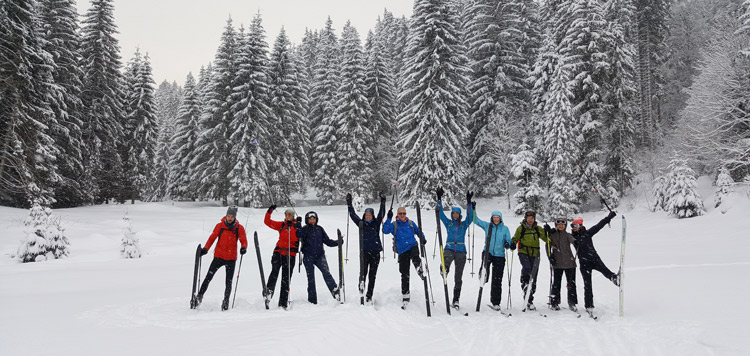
[74,0,414,85]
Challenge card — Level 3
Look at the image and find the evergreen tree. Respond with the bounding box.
[397,0,471,207]
[80,0,125,203]
[714,166,733,209]
[192,18,238,204]
[169,73,201,200]
[511,141,543,216]
[16,202,70,262]
[38,0,89,208]
[332,21,374,208]
[0,0,61,208]
[121,210,141,258]
[228,14,273,207]
[664,158,705,218]
[651,174,668,212]
[269,28,311,198]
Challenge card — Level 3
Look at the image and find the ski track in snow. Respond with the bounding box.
[1,196,749,356]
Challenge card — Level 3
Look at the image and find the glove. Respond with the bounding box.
[549,256,556,266]
[392,240,398,253]
[436,187,444,201]
[509,242,516,251]
[544,223,552,232]
[387,209,393,219]
[608,211,617,219]
[379,191,386,204]
[296,216,302,224]
[346,193,352,206]
[200,247,208,256]
[420,236,427,245]
[240,247,247,255]
[466,190,474,206]
[267,204,276,213]
[294,221,302,230]
[504,241,510,249]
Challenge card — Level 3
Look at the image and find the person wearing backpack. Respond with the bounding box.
[511,210,550,311]
[195,206,248,310]
[264,205,301,309]
[382,206,427,307]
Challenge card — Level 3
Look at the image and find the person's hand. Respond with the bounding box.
[544,223,552,232]
[509,242,516,251]
[267,204,276,213]
[504,241,510,249]
[200,247,208,256]
[346,193,353,206]
[339,237,344,246]
[608,211,617,219]
[379,191,386,204]
[420,236,427,245]
[466,190,474,206]
[387,209,393,219]
[436,187,444,201]
[296,216,302,224]
[240,247,247,255]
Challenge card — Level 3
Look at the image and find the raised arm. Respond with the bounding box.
[348,205,362,225]
[437,200,451,226]
[264,210,282,231]
[587,211,617,237]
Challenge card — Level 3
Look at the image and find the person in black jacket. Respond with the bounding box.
[347,192,386,304]
[571,211,619,312]
[297,211,342,304]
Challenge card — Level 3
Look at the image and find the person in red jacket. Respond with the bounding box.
[196,206,248,311]
[264,204,301,309]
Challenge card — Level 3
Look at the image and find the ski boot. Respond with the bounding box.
[488,304,502,311]
[569,304,578,312]
[221,298,229,311]
[416,266,425,280]
[550,303,561,311]
[333,288,342,303]
[525,302,536,311]
[452,300,460,310]
[612,272,621,286]
[401,292,410,309]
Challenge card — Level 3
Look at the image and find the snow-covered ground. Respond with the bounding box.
[1,183,749,356]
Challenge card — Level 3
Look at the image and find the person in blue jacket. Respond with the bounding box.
[347,191,386,304]
[296,211,342,304]
[473,204,514,310]
[383,206,427,306]
[435,187,474,309]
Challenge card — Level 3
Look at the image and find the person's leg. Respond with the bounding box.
[221,259,236,310]
[366,252,380,300]
[566,268,578,307]
[593,257,618,284]
[489,256,506,306]
[452,252,467,303]
[279,254,295,308]
[266,252,282,298]
[197,257,223,297]
[443,249,455,275]
[580,263,594,309]
[518,253,532,300]
[529,256,540,304]
[314,254,339,297]
[551,268,564,306]
[398,251,411,299]
[303,254,317,304]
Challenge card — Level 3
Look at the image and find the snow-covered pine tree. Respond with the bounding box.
[192,18,238,204]
[16,201,70,262]
[330,21,374,209]
[715,166,734,209]
[151,81,183,201]
[268,28,311,198]
[38,0,90,208]
[664,158,705,218]
[397,0,470,207]
[364,30,398,196]
[169,73,201,200]
[121,210,141,258]
[298,29,319,87]
[122,50,158,203]
[228,14,273,207]
[311,17,341,205]
[651,174,667,212]
[80,0,126,204]
[511,140,544,215]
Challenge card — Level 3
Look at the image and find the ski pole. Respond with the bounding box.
[231,254,244,308]
[576,162,613,226]
[506,246,514,310]
[470,221,475,277]
[432,231,438,259]
[346,206,350,263]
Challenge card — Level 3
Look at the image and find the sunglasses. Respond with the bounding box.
[555,219,566,225]
[397,212,407,215]
[571,223,580,228]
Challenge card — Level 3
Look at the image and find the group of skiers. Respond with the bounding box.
[193,189,621,315]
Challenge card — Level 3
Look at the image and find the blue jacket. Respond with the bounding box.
[348,202,385,253]
[473,210,512,258]
[382,217,423,255]
[437,201,473,254]
[297,224,338,257]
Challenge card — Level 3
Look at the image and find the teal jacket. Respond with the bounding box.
[437,200,472,254]
[473,210,512,258]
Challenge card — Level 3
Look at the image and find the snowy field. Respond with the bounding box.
[1,182,749,356]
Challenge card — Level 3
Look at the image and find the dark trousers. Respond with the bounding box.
[359,251,380,299]
[519,253,539,303]
[550,268,578,306]
[580,257,617,308]
[303,253,338,304]
[198,257,236,303]
[444,249,467,303]
[267,252,295,308]
[482,255,506,306]
[398,246,422,297]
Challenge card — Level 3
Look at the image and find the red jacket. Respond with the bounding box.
[204,218,248,261]
[264,211,299,256]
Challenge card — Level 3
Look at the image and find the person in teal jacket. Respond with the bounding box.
[383,206,427,306]
[435,187,473,308]
[473,205,513,310]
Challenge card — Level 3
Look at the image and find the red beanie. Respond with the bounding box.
[572,217,583,225]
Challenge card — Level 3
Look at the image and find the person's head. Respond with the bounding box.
[451,207,462,220]
[571,217,583,232]
[284,208,295,221]
[491,211,503,225]
[305,211,318,225]
[525,211,536,225]
[555,218,567,231]
[397,207,407,222]
[363,208,375,221]
[226,206,238,223]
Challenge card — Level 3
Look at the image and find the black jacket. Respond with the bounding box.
[572,213,616,262]
[297,224,337,257]
[348,200,385,253]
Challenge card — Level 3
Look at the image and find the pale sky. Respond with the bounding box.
[75,0,414,85]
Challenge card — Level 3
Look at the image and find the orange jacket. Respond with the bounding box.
[264,211,299,256]
[204,218,248,261]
